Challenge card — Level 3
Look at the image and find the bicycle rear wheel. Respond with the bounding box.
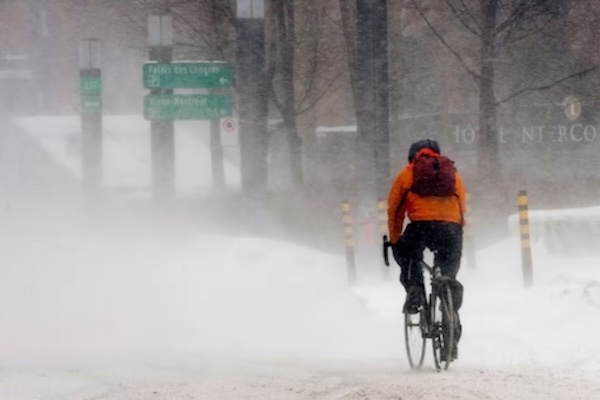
[404,307,427,370]
[431,285,455,371]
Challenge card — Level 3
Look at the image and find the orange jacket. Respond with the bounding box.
[387,149,466,243]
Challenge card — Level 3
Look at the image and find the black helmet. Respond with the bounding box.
[408,139,441,162]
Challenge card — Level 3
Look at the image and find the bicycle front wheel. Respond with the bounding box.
[404,307,427,370]
[431,285,455,371]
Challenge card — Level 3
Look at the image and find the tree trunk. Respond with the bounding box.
[478,0,499,185]
[236,17,269,201]
[477,0,506,234]
[340,0,359,114]
[355,0,389,201]
[272,0,303,187]
[388,0,410,176]
[388,0,405,165]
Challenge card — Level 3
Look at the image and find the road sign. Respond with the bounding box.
[144,94,233,120]
[220,117,239,146]
[80,76,102,96]
[143,62,232,89]
[81,96,102,113]
[221,117,238,133]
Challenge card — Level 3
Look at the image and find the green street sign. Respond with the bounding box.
[143,62,232,89]
[144,94,233,120]
[80,76,102,96]
[81,96,102,113]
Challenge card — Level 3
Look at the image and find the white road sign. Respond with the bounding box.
[220,117,239,146]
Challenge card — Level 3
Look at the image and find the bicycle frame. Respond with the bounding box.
[383,235,456,371]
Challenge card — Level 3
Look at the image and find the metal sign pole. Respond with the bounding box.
[210,111,225,189]
[79,39,103,196]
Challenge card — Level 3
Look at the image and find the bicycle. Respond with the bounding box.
[383,235,457,371]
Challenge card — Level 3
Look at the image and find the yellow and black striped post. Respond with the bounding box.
[341,200,357,285]
[464,192,477,269]
[377,199,389,278]
[518,190,533,287]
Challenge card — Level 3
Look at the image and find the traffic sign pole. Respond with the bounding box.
[79,39,103,196]
[210,110,225,189]
[144,16,235,196]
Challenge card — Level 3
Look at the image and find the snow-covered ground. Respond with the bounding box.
[0,116,599,399]
[12,115,241,195]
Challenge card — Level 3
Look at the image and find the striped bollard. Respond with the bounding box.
[341,200,357,285]
[518,190,533,287]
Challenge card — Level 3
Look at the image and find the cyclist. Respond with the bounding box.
[387,139,466,359]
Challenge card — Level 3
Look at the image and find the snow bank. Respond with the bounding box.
[508,206,600,257]
[0,210,403,366]
[12,115,241,197]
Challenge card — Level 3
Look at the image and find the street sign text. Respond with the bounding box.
[144,94,233,120]
[143,62,232,89]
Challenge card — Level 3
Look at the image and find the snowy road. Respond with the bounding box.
[3,360,600,400]
[2,116,600,400]
[1,208,600,400]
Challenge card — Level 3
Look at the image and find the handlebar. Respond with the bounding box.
[382,235,391,266]
[382,235,443,279]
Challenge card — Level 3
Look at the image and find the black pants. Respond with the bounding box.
[392,221,464,310]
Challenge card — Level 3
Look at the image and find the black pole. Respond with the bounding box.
[210,116,225,189]
[29,0,49,112]
[236,15,268,203]
[149,45,175,203]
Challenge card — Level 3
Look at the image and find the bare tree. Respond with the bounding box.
[339,0,358,113]
[270,0,302,186]
[410,0,597,189]
[128,0,347,190]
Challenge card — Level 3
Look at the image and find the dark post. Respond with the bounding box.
[236,0,268,204]
[148,15,175,203]
[29,0,49,112]
[210,115,225,189]
[79,39,103,195]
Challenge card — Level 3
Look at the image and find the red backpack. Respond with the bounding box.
[411,152,457,197]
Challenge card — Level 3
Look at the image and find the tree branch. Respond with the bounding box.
[410,0,480,81]
[496,65,598,105]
